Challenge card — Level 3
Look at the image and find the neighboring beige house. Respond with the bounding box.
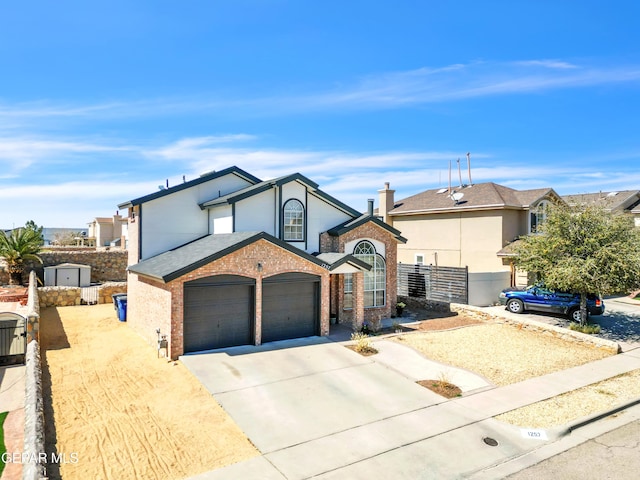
[87,214,128,248]
[378,181,564,296]
[562,190,640,227]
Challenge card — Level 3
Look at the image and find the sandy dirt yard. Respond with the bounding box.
[40,304,258,480]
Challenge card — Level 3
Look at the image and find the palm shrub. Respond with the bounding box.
[0,228,43,285]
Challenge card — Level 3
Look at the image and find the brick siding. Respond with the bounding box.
[128,238,330,359]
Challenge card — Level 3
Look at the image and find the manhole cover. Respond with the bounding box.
[483,437,499,446]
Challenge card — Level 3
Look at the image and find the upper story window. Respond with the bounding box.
[283,199,304,241]
[530,200,550,234]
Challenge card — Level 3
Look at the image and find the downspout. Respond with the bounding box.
[137,205,143,262]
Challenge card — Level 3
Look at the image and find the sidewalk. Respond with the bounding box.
[0,365,26,480]
[190,323,640,479]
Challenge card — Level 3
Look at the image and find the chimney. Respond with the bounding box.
[367,199,374,217]
[378,182,395,226]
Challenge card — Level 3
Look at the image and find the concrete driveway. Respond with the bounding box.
[180,337,447,453]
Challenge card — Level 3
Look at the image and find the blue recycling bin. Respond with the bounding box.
[112,293,127,311]
[116,295,127,322]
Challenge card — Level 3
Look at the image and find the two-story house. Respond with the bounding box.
[378,181,563,303]
[118,166,405,359]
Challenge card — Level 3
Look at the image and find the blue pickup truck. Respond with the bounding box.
[498,285,605,322]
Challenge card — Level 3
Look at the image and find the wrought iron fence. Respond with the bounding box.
[398,263,468,304]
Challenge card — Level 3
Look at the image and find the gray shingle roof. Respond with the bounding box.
[128,232,326,282]
[562,190,640,212]
[389,182,558,215]
[314,253,372,271]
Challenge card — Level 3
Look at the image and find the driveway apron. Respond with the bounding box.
[181,337,445,454]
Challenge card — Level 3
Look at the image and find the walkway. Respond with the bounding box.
[0,365,25,480]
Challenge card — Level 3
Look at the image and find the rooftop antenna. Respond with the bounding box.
[457,158,463,187]
[166,179,169,189]
[448,159,452,195]
[183,175,186,183]
[466,152,472,185]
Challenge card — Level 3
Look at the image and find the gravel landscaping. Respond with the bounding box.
[395,320,613,386]
[495,369,640,428]
[393,310,639,428]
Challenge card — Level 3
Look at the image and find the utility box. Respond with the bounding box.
[44,263,92,287]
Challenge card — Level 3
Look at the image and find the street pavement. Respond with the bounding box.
[504,418,640,480]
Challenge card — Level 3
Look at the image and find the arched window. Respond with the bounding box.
[283,199,304,241]
[353,240,386,307]
[530,200,550,234]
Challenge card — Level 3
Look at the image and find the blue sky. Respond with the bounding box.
[2,1,640,228]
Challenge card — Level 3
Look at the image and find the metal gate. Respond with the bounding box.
[81,286,99,305]
[398,264,468,304]
[0,313,27,364]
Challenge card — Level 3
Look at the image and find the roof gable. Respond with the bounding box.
[327,214,407,243]
[199,172,361,217]
[117,166,261,209]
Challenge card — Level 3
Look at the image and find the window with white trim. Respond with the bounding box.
[530,200,550,234]
[283,199,304,241]
[344,273,353,309]
[353,240,386,307]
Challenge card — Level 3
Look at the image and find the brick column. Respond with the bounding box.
[255,277,262,345]
[353,271,365,331]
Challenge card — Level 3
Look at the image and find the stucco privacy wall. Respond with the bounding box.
[320,221,398,322]
[128,238,331,359]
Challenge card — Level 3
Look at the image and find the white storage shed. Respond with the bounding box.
[44,263,91,287]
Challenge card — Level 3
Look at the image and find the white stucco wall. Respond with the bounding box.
[307,194,353,253]
[140,174,254,259]
[235,189,277,234]
[210,205,233,234]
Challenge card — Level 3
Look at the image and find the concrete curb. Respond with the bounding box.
[552,394,640,440]
[23,340,47,480]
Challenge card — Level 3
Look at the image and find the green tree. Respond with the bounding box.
[514,204,640,325]
[0,228,44,285]
[24,220,44,246]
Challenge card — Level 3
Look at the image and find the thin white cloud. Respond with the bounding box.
[0,59,637,123]
[514,60,579,69]
[306,61,640,109]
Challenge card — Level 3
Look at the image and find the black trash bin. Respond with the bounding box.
[116,295,127,322]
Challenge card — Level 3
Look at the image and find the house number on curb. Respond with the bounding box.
[520,428,548,440]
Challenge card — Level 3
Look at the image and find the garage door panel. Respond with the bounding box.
[262,278,319,343]
[184,278,254,352]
